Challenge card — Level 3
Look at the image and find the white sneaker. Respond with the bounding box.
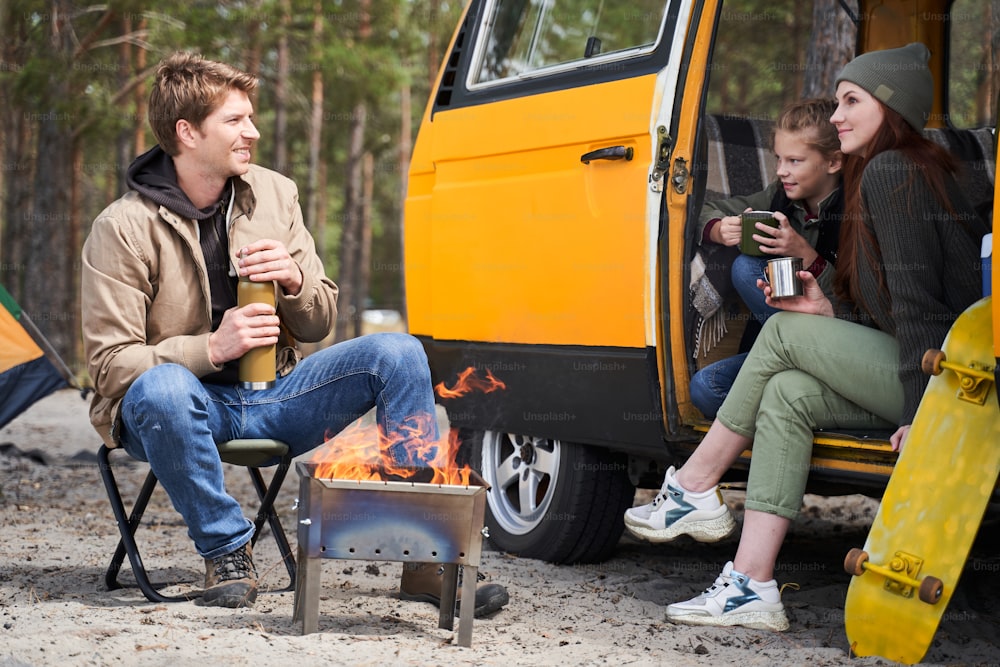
[624,466,735,543]
[666,561,789,631]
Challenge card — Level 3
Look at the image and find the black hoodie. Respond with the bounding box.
[126,145,239,383]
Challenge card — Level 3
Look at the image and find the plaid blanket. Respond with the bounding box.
[689,243,739,358]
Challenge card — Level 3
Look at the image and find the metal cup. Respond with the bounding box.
[739,210,776,257]
[764,257,804,298]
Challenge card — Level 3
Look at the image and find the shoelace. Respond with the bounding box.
[211,548,256,582]
[702,572,732,595]
[650,479,676,508]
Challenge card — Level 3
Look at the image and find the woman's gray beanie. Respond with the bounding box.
[835,42,933,131]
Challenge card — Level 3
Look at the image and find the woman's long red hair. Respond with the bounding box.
[834,106,959,310]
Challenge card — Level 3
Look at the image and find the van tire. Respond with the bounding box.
[461,429,634,564]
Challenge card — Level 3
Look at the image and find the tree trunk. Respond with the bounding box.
[23,0,77,364]
[397,79,411,324]
[133,19,147,156]
[114,15,132,200]
[354,151,374,339]
[244,0,263,112]
[273,0,291,175]
[335,103,367,343]
[803,0,858,98]
[305,6,324,243]
[0,114,32,297]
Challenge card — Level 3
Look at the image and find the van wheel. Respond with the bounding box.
[462,429,634,564]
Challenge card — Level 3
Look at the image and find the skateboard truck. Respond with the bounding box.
[845,548,944,605]
[921,349,996,406]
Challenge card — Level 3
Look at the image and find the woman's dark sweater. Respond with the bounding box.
[847,149,989,424]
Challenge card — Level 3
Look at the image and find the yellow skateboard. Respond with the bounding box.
[843,296,999,664]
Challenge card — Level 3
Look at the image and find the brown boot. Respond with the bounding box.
[203,542,258,608]
[399,563,508,618]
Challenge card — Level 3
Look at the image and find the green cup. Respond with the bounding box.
[739,210,776,256]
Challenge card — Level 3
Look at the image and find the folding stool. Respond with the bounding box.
[98,439,296,602]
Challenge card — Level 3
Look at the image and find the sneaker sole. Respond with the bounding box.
[666,607,790,632]
[623,510,736,544]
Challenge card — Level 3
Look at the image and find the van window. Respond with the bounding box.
[470,0,668,86]
[704,0,820,119]
[947,0,997,128]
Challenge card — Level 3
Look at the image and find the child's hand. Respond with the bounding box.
[754,213,819,266]
[757,270,834,317]
[710,214,743,246]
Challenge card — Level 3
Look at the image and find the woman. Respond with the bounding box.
[624,43,989,631]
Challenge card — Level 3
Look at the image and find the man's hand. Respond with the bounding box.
[237,239,303,296]
[208,302,281,366]
[757,270,835,317]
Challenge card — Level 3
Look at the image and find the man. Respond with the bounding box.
[82,52,507,615]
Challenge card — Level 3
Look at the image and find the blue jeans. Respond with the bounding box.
[690,254,781,417]
[732,254,779,324]
[690,352,747,418]
[119,332,437,559]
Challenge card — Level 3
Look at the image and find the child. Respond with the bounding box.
[691,98,843,417]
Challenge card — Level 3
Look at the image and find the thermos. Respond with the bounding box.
[237,256,276,390]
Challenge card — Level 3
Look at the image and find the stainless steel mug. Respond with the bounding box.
[764,257,804,298]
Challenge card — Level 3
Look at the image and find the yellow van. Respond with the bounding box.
[404,0,998,563]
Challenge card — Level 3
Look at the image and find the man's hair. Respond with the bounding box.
[148,52,258,156]
[773,97,841,160]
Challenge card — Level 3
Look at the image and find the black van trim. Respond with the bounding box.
[418,337,668,456]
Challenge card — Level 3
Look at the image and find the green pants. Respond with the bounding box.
[716,312,903,520]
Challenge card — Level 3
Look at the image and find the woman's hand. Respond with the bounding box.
[757,270,835,317]
[890,425,911,452]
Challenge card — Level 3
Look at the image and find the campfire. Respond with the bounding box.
[292,368,504,647]
[308,365,505,484]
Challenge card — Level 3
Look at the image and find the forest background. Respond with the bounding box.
[0,0,992,378]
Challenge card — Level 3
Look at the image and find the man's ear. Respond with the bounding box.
[175,119,199,150]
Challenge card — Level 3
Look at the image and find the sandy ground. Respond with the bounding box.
[2,388,999,667]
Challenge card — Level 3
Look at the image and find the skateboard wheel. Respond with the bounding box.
[921,349,945,375]
[919,576,944,605]
[844,548,868,576]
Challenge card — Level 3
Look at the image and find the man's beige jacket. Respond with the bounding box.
[82,165,338,447]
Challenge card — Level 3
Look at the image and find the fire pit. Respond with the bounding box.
[291,461,489,647]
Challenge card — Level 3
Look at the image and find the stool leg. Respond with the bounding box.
[99,445,192,602]
[246,456,296,587]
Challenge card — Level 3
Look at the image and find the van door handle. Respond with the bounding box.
[580,145,633,164]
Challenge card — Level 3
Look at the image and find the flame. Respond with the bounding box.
[310,367,504,485]
[434,366,506,399]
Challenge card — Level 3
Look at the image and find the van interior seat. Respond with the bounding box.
[701,114,995,224]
